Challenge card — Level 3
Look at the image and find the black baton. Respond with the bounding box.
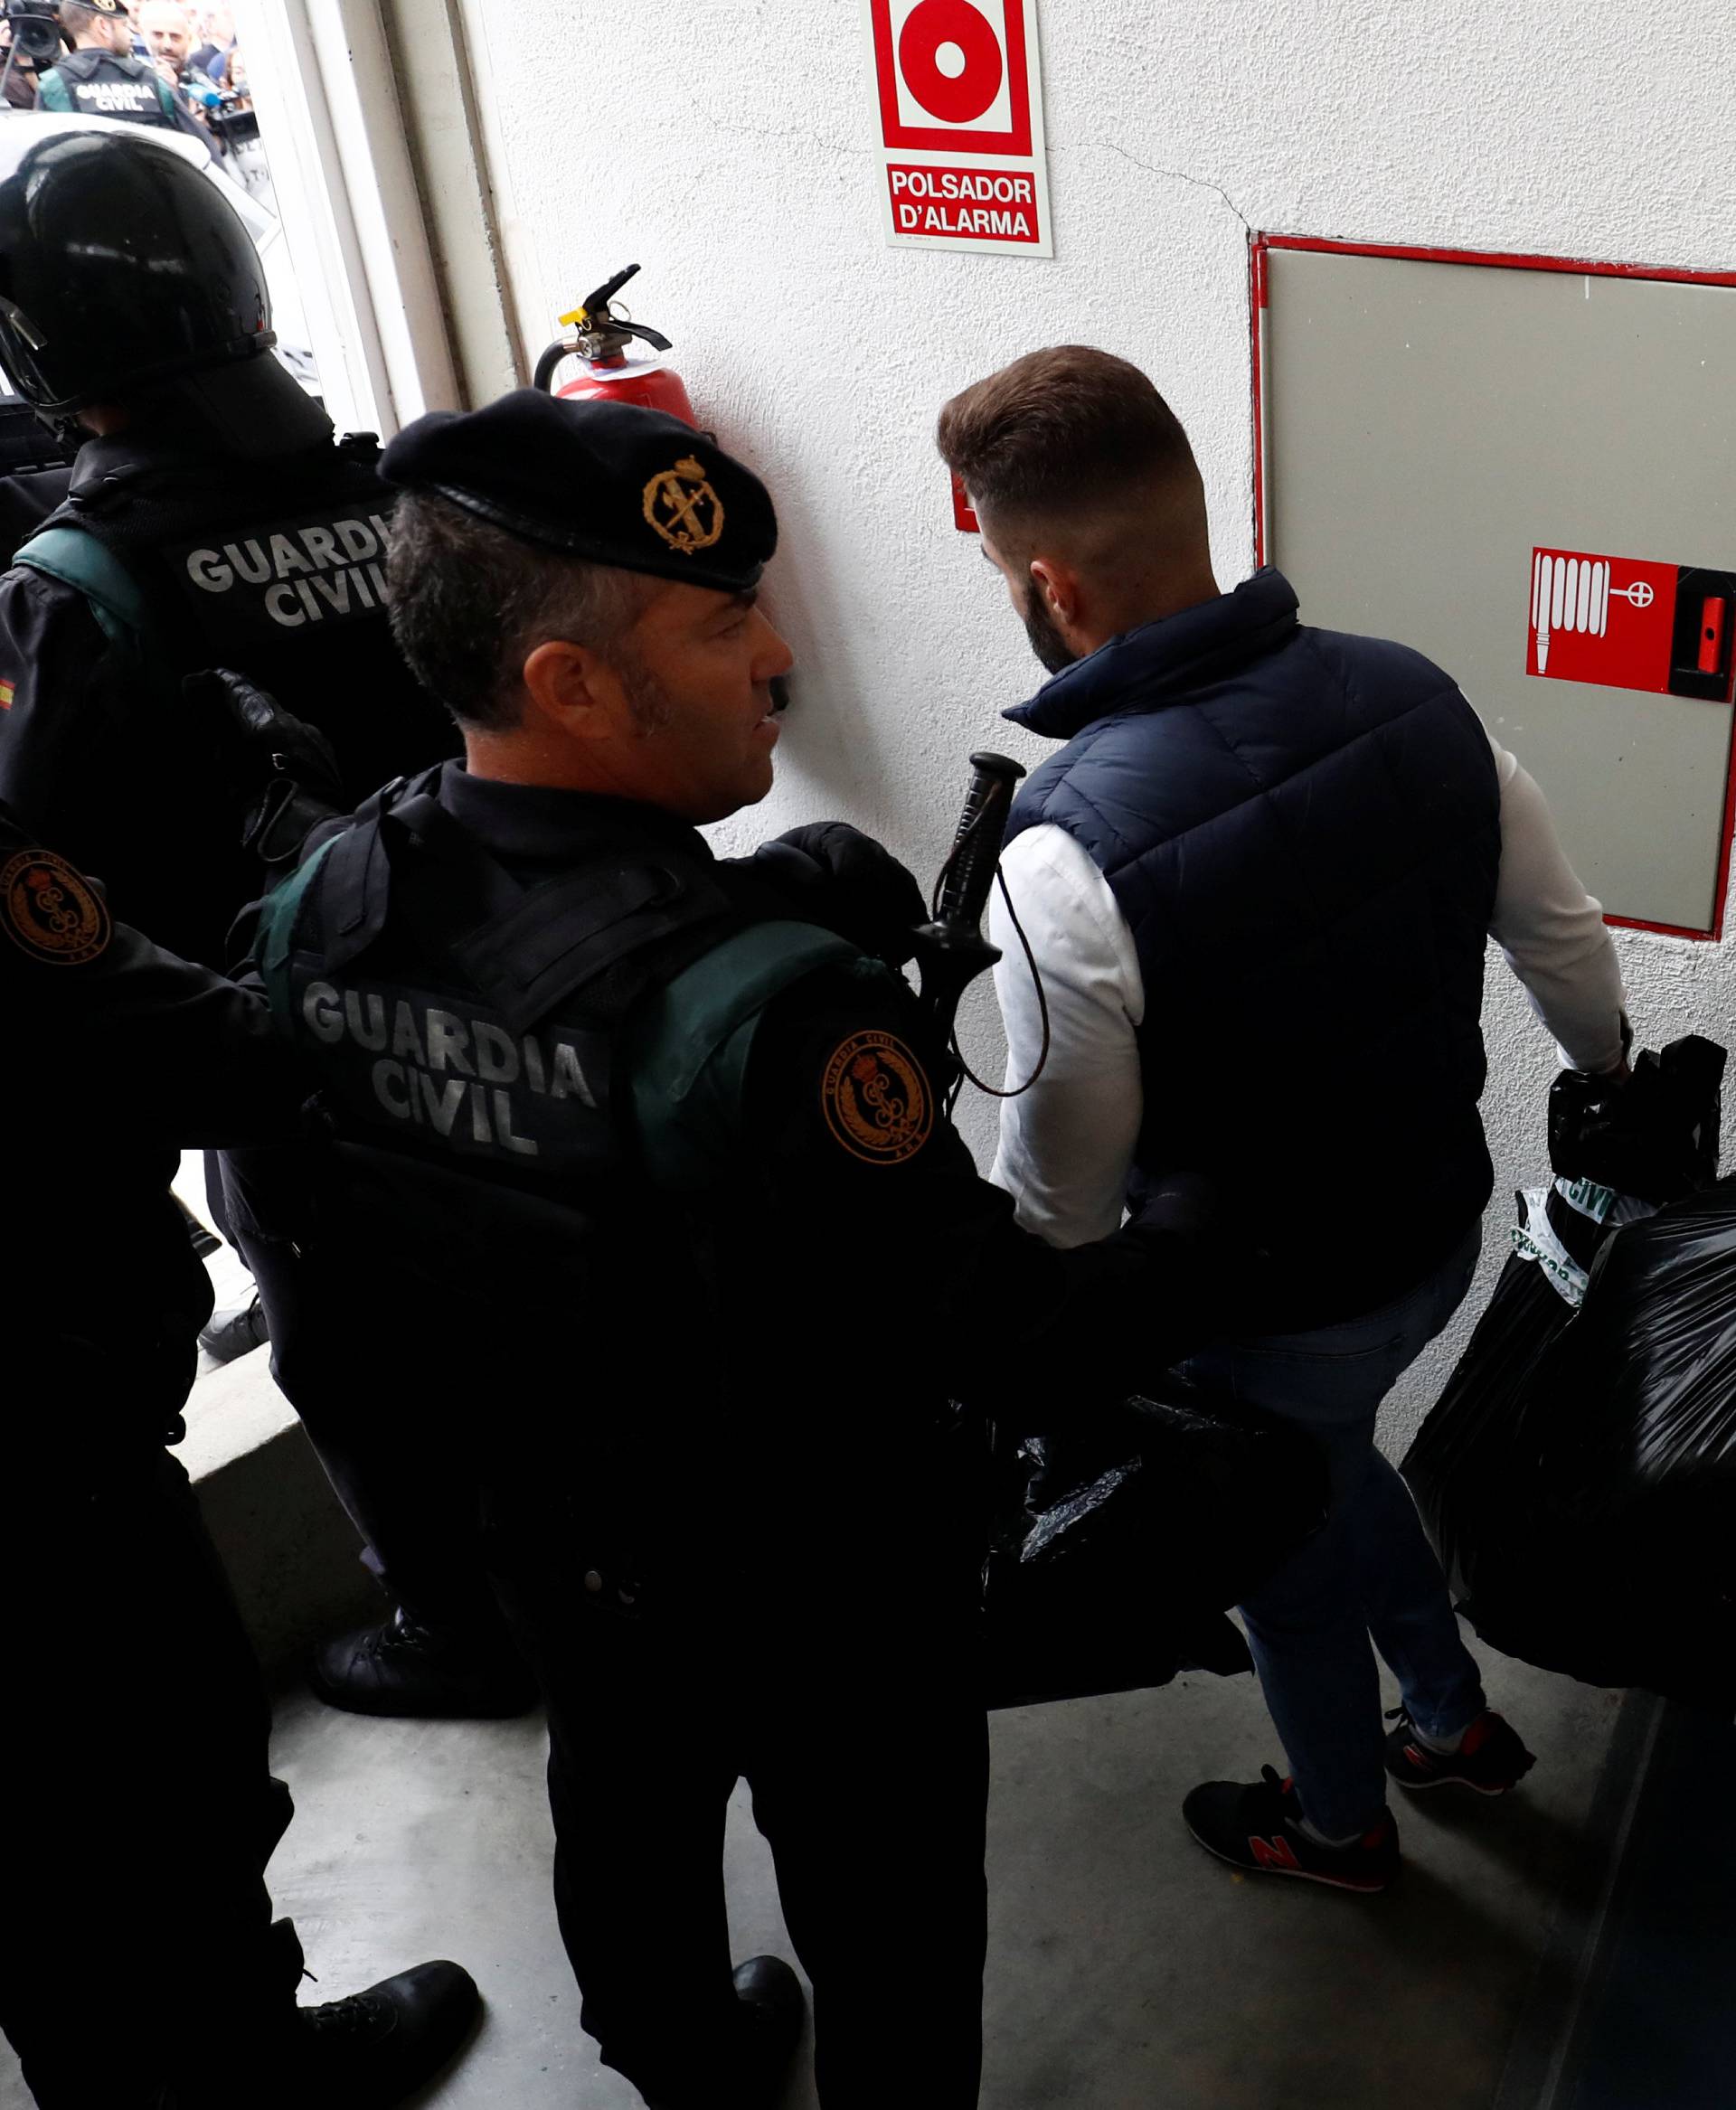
[913,750,1026,1047]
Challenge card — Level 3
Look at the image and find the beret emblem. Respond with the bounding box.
[642,456,725,557]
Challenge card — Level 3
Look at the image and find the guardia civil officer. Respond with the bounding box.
[0,801,480,2107]
[34,0,209,141]
[0,120,530,1719]
[241,388,1225,2109]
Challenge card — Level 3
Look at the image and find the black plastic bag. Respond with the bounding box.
[1401,1035,1734,1713]
[1401,1239,1577,1605]
[1458,1182,1736,1713]
[1533,1184,1736,1508]
[983,1383,1328,1710]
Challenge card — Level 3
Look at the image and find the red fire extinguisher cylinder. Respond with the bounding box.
[554,358,696,424]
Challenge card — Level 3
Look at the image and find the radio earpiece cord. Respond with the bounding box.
[956,864,1050,1106]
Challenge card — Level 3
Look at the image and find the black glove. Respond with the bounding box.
[741,820,929,969]
[184,666,346,867]
[1120,1172,1265,1352]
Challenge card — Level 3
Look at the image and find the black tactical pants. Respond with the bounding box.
[493,1531,988,2109]
[0,1344,302,2107]
[227,1179,511,1641]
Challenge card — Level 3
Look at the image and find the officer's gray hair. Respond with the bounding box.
[386,490,651,734]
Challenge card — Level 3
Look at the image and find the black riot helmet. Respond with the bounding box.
[0,122,276,418]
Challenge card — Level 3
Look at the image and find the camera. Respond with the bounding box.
[187,80,258,144]
[4,1,64,65]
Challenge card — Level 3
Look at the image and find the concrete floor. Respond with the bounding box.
[0,1635,1628,2108]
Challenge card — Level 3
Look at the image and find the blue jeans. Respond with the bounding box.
[1183,1225,1486,1838]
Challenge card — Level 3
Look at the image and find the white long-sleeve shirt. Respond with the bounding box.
[988,730,1628,1249]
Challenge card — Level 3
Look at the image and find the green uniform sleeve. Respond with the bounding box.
[625,920,857,1188]
[35,71,72,111]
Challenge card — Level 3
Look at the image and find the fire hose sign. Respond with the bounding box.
[862,0,1052,257]
[1528,547,1736,702]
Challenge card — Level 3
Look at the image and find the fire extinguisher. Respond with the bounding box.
[531,264,696,426]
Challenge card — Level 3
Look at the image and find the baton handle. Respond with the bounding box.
[935,751,1026,934]
[914,750,1026,1040]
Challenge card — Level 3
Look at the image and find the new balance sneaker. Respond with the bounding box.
[1383,1708,1537,1796]
[1182,1766,1399,1894]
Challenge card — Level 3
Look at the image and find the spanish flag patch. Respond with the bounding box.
[0,680,14,711]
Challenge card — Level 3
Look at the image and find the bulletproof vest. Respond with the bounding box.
[42,50,178,126]
[35,433,458,807]
[257,780,864,1581]
[256,777,842,1316]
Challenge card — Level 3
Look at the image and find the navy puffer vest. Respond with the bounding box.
[1005,569,1501,1329]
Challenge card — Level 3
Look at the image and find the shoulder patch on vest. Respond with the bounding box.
[819,1027,932,1164]
[1,849,110,966]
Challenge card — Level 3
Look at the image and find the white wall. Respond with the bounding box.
[459,0,1736,1447]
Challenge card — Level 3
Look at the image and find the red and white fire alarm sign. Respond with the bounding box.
[1527,547,1736,702]
[861,0,1052,258]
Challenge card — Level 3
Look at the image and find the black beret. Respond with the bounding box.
[380,389,777,595]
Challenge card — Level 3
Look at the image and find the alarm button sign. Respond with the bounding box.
[863,0,1052,257]
[897,0,1006,127]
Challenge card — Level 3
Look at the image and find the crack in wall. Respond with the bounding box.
[1092,141,1252,234]
[688,118,1249,231]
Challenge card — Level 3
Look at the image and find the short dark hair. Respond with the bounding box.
[386,491,646,732]
[936,345,1197,523]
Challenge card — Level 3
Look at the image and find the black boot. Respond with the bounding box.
[198,1290,269,1365]
[730,1955,806,2098]
[307,1606,541,1719]
[160,1927,476,2110]
[645,1957,806,2109]
[293,1959,480,2105]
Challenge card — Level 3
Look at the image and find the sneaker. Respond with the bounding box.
[1383,1707,1537,1796]
[199,1291,269,1365]
[1183,1766,1399,1894]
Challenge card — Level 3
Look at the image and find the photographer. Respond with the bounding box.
[0,3,52,108]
